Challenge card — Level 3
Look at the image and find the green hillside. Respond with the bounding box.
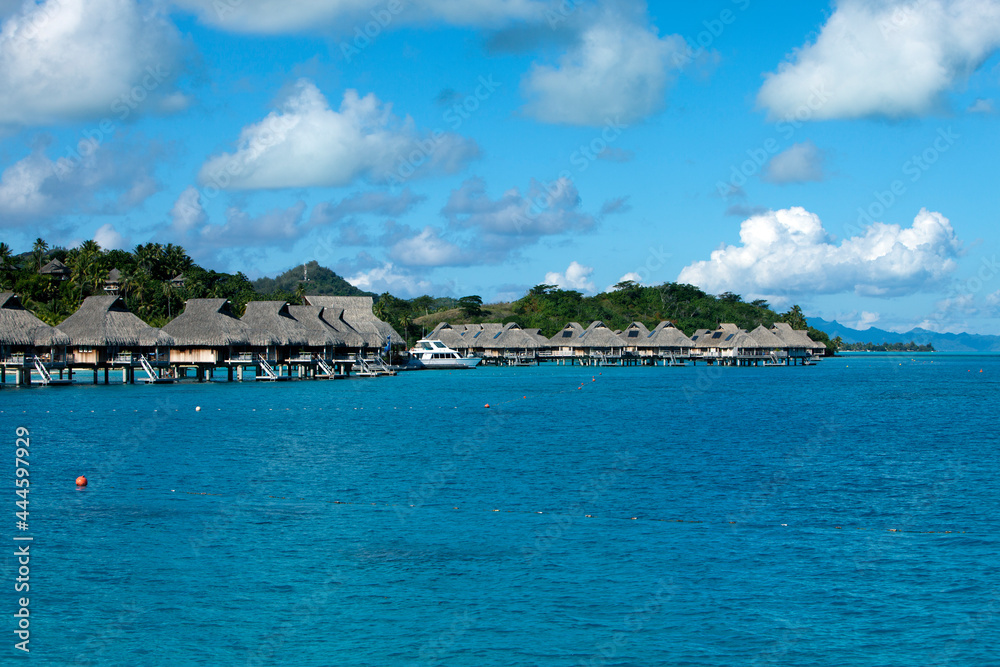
[253,260,373,298]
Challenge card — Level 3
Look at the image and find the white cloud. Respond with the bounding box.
[521,7,686,125]
[677,207,962,299]
[388,226,471,267]
[198,81,479,190]
[0,139,159,225]
[968,97,995,113]
[0,0,183,125]
[172,0,547,33]
[762,141,825,184]
[545,261,595,292]
[852,311,881,329]
[442,176,594,244]
[169,186,207,235]
[757,0,1000,120]
[346,261,440,297]
[93,223,128,250]
[308,188,424,226]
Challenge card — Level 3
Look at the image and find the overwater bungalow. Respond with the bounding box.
[547,322,586,360]
[104,268,122,295]
[770,322,825,363]
[575,321,627,361]
[304,296,404,352]
[55,295,174,382]
[286,305,360,377]
[428,323,469,352]
[647,322,695,358]
[0,292,70,385]
[161,299,253,380]
[480,323,542,364]
[241,301,310,366]
[747,325,787,363]
[462,323,504,355]
[619,321,652,355]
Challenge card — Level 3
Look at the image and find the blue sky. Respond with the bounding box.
[1,0,999,334]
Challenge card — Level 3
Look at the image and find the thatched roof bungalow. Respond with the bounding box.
[576,321,626,356]
[56,295,173,365]
[428,323,469,351]
[770,322,826,358]
[463,323,504,353]
[647,322,694,355]
[0,293,70,365]
[241,301,311,362]
[288,305,365,355]
[548,322,586,357]
[303,296,404,349]
[39,259,70,280]
[161,299,252,364]
[479,322,542,358]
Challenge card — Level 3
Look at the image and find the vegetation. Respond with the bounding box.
[839,341,935,352]
[252,260,372,299]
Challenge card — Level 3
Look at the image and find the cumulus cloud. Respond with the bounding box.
[173,0,548,33]
[93,223,128,250]
[968,97,995,113]
[545,261,595,292]
[388,226,472,267]
[308,188,425,227]
[757,0,1000,120]
[345,261,448,298]
[762,141,826,184]
[167,191,309,252]
[169,186,207,235]
[0,0,184,125]
[198,80,479,190]
[677,207,962,299]
[0,139,160,225]
[521,6,686,125]
[442,176,595,255]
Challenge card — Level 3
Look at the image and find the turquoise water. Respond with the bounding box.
[3,354,999,665]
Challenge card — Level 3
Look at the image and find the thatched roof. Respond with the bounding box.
[241,301,309,347]
[577,321,627,349]
[286,306,349,348]
[481,323,542,349]
[523,328,550,345]
[106,268,121,283]
[747,324,784,349]
[429,323,467,350]
[315,307,366,348]
[303,296,404,346]
[549,322,586,346]
[695,325,746,349]
[56,296,173,347]
[464,323,504,350]
[39,259,70,276]
[0,293,70,347]
[161,299,252,346]
[770,322,811,349]
[647,322,694,349]
[620,322,652,346]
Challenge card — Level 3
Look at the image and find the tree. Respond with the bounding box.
[0,242,14,289]
[32,238,49,272]
[779,304,808,330]
[528,284,558,296]
[458,295,484,317]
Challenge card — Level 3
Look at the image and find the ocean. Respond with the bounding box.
[3,353,999,665]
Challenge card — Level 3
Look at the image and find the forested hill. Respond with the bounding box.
[253,261,373,297]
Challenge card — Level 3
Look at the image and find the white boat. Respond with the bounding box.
[407,339,481,369]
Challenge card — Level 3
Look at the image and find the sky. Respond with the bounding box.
[1,0,999,334]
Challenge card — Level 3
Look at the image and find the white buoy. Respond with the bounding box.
[195,406,201,412]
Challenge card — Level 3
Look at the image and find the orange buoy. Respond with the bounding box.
[75,476,88,487]
[484,403,490,408]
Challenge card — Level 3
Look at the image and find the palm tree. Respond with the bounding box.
[373,294,389,320]
[0,242,13,289]
[32,238,48,272]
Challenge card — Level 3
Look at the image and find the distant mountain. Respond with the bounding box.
[808,317,1000,352]
[253,261,374,297]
